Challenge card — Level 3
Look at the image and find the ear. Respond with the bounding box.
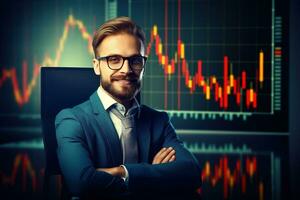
[93,58,101,75]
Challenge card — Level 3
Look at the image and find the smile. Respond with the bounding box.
[115,79,136,85]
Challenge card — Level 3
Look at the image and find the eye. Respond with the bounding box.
[130,56,144,66]
[108,56,122,64]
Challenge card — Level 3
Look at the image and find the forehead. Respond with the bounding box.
[98,33,143,56]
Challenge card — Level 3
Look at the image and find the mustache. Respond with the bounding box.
[111,74,139,82]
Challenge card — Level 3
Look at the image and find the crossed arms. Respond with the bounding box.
[98,146,177,178]
[55,109,202,198]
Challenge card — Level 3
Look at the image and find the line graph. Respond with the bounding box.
[138,0,288,131]
[0,147,62,199]
[141,0,274,116]
[200,156,264,200]
[0,15,93,107]
[0,153,38,192]
[0,0,289,131]
[146,25,264,110]
[180,133,289,200]
[0,134,289,200]
[1,13,264,110]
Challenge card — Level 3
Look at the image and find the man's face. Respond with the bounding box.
[93,33,145,101]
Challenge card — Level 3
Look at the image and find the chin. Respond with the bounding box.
[103,81,140,101]
[113,88,138,101]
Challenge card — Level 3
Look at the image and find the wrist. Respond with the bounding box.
[118,165,126,178]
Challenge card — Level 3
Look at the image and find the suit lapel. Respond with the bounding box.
[136,105,150,163]
[89,92,123,165]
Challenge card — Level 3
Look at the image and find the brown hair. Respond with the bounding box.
[92,16,146,57]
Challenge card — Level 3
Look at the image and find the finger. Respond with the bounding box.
[153,148,165,164]
[161,149,176,163]
[156,147,167,157]
[154,147,173,164]
[152,148,167,164]
[169,155,176,162]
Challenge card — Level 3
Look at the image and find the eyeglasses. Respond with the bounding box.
[96,54,147,71]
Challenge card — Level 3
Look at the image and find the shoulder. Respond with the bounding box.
[140,105,176,141]
[55,99,93,125]
[55,100,94,139]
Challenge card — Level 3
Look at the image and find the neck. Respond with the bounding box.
[107,91,134,110]
[116,98,133,111]
[100,85,135,111]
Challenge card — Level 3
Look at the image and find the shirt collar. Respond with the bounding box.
[97,85,141,117]
[97,86,118,111]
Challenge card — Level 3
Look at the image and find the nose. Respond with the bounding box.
[119,59,132,73]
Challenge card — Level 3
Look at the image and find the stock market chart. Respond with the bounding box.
[0,0,289,199]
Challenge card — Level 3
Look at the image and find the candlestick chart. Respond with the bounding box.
[0,0,291,199]
[137,0,288,131]
[0,0,289,132]
[0,135,289,200]
[181,134,289,200]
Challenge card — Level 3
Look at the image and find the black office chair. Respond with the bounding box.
[41,66,142,199]
[40,67,99,199]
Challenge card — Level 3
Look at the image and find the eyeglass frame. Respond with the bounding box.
[96,54,147,71]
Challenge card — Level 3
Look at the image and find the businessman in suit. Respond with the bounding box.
[55,17,202,199]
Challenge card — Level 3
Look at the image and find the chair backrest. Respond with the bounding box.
[41,67,99,175]
[41,67,141,176]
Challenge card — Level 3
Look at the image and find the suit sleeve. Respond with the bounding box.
[55,109,128,198]
[124,112,202,194]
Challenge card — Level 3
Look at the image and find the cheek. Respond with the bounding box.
[101,72,110,80]
[99,66,114,80]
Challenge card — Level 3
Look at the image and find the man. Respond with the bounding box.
[55,17,201,200]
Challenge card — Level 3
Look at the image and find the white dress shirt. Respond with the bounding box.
[97,85,140,181]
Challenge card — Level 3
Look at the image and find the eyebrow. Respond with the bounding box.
[103,53,142,57]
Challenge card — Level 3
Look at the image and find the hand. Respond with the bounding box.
[152,147,176,164]
[96,166,125,178]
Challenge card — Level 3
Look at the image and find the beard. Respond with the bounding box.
[101,73,141,101]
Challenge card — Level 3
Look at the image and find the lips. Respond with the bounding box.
[111,75,138,83]
[117,79,130,82]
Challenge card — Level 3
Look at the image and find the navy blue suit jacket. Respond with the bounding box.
[55,91,202,199]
